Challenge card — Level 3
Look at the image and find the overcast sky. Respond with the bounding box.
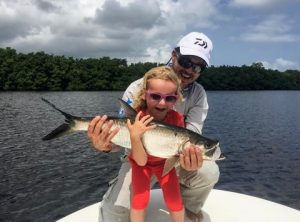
[1,0,299,71]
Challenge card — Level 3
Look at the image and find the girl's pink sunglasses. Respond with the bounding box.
[146,91,178,104]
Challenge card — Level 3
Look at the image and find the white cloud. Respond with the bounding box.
[0,0,298,68]
[229,0,283,8]
[92,0,161,29]
[241,15,299,42]
[261,58,299,71]
[0,0,221,63]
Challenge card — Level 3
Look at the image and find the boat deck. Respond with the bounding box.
[58,189,300,222]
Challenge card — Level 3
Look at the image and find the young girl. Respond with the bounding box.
[127,66,185,222]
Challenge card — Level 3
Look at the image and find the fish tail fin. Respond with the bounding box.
[42,123,72,140]
[41,98,75,141]
[162,156,179,176]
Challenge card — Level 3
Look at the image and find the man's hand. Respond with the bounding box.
[179,143,203,171]
[87,115,120,152]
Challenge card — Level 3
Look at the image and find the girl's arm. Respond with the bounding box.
[127,111,156,166]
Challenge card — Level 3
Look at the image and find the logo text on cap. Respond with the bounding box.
[194,38,207,49]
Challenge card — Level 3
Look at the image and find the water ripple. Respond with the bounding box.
[0,91,299,221]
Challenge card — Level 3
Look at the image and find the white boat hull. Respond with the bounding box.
[57,189,300,222]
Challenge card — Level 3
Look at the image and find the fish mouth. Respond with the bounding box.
[204,143,222,161]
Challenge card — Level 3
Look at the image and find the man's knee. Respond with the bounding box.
[180,161,220,188]
[198,161,220,185]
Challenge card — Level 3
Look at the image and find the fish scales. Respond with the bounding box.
[42,98,224,165]
[143,125,188,158]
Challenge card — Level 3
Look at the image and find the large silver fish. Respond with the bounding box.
[42,98,224,175]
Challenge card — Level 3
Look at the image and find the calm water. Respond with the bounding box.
[0,91,299,222]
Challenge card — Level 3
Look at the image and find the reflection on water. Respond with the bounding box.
[0,91,299,221]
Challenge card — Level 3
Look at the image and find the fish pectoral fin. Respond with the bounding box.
[162,156,179,176]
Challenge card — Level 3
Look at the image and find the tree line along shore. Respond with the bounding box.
[1,47,299,91]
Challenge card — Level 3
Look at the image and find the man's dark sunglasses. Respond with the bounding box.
[176,52,207,74]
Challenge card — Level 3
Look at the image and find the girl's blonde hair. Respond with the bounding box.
[133,66,182,109]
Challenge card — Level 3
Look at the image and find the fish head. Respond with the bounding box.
[191,135,222,161]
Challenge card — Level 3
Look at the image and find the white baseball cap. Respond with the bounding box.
[177,32,213,65]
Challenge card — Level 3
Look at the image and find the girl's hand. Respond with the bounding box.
[127,111,156,139]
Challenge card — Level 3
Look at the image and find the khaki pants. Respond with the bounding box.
[99,155,219,222]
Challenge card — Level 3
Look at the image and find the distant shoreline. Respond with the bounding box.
[1,47,300,91]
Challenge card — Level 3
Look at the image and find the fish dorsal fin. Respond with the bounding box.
[162,156,180,176]
[118,98,137,118]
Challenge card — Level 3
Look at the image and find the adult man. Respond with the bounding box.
[88,32,220,222]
